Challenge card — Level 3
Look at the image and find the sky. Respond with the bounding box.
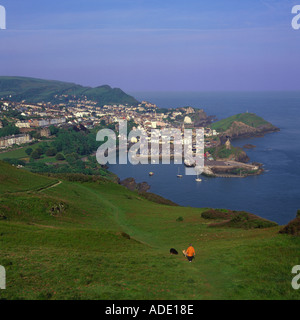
[0,0,299,91]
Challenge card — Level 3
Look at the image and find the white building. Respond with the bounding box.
[15,121,30,128]
[184,116,192,124]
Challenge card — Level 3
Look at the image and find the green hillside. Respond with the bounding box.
[211,113,276,132]
[0,76,138,106]
[0,161,299,300]
[0,160,58,193]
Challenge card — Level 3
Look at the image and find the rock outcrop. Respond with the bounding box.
[120,177,150,193]
[234,148,250,163]
[243,144,256,149]
[221,121,279,140]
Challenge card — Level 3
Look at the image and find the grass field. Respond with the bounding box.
[0,141,47,161]
[0,161,299,300]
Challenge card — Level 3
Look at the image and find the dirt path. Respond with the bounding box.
[38,180,62,192]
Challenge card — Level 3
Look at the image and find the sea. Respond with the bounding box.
[109,91,300,225]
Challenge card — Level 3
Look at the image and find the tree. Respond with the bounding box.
[0,125,20,138]
[56,153,65,161]
[3,158,26,166]
[65,153,80,164]
[45,148,57,157]
[25,148,33,156]
[31,150,40,160]
[1,119,9,127]
[33,132,42,140]
[36,147,44,156]
[49,125,59,136]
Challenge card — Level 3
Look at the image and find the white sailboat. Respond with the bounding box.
[177,167,183,178]
[195,173,202,182]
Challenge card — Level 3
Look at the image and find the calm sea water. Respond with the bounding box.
[109,92,300,225]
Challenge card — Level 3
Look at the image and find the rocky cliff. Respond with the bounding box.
[221,121,279,140]
[119,177,150,193]
[212,113,280,141]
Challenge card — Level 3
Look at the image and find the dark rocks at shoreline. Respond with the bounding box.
[137,181,151,193]
[235,148,250,163]
[193,110,216,127]
[120,177,150,193]
[243,144,256,149]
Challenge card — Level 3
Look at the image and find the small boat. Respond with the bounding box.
[149,172,154,176]
[177,168,183,178]
[195,174,202,182]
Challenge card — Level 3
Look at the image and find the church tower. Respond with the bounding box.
[225,138,231,150]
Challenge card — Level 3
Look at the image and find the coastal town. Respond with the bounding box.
[0,93,266,177]
[0,96,218,150]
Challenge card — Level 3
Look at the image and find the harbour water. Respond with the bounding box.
[109,92,300,225]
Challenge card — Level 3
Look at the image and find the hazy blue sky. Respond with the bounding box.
[0,0,299,91]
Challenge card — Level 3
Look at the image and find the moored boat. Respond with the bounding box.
[177,168,183,178]
[195,173,202,182]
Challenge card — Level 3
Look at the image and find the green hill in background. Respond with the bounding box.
[0,76,138,106]
[0,161,299,300]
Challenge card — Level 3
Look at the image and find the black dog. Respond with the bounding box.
[170,248,178,255]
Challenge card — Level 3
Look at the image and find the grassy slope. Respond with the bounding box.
[0,161,58,193]
[211,113,275,132]
[0,162,300,300]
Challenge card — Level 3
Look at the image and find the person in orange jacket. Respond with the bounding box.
[185,244,195,262]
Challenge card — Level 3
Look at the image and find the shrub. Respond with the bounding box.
[230,212,249,223]
[49,202,68,216]
[244,219,278,229]
[176,216,184,222]
[206,209,278,230]
[138,192,178,206]
[43,173,109,184]
[217,147,232,159]
[121,232,131,240]
[201,209,231,220]
[3,158,26,166]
